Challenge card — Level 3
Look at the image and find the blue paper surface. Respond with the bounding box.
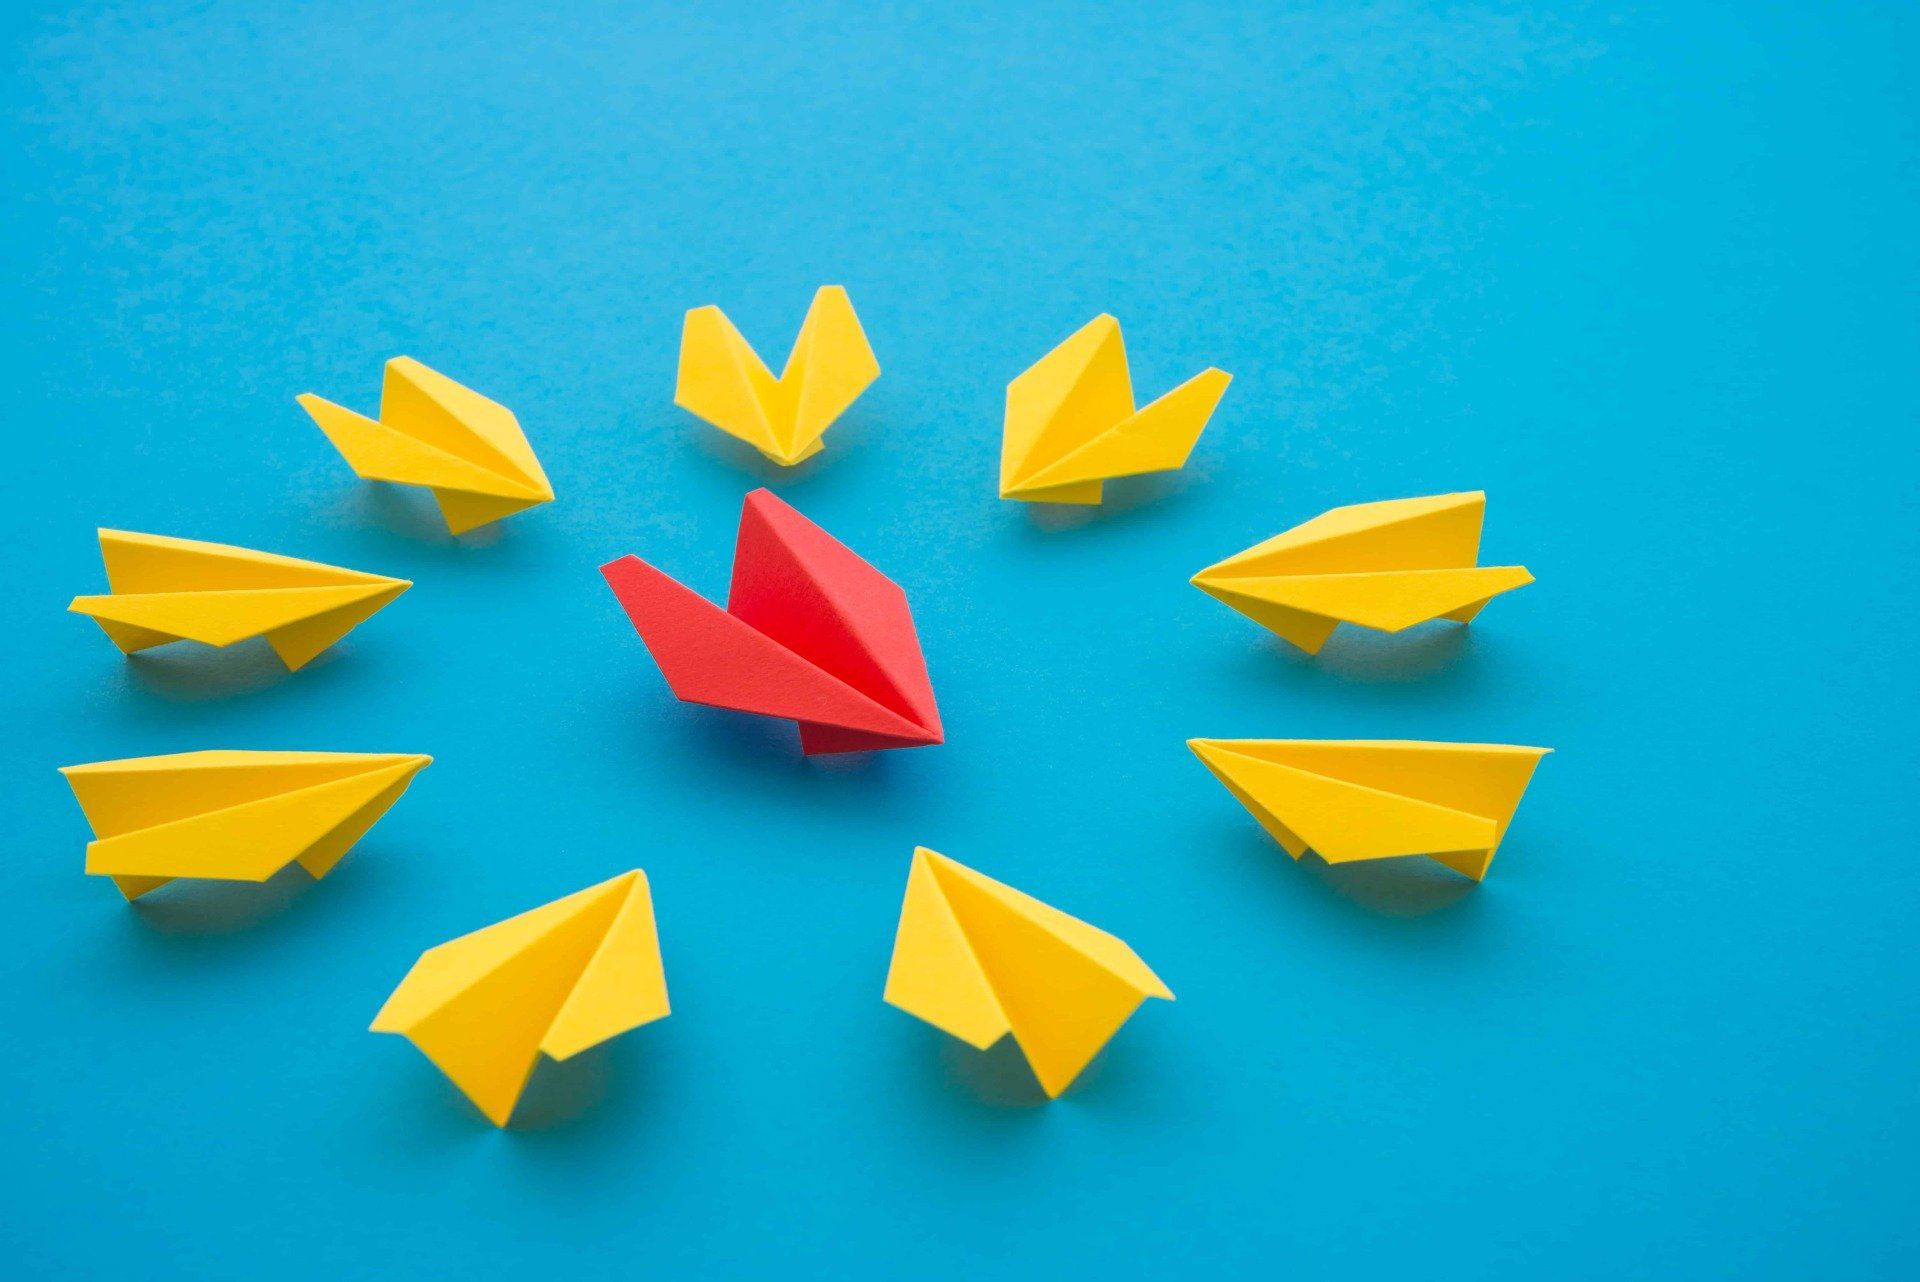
[3,3,1915,1277]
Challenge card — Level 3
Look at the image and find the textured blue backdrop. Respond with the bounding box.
[4,3,1915,1278]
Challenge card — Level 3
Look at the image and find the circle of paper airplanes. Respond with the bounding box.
[67,529,409,671]
[599,488,943,755]
[883,847,1173,1098]
[999,314,1231,504]
[371,870,669,1127]
[297,356,554,535]
[58,750,432,901]
[675,285,879,467]
[1190,491,1534,654]
[1188,739,1550,881]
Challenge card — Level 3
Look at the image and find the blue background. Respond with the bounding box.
[4,2,1915,1277]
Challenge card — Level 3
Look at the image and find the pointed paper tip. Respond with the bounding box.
[1189,559,1239,589]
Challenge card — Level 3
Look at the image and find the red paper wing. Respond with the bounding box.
[725,490,942,744]
[600,555,928,740]
[797,723,943,755]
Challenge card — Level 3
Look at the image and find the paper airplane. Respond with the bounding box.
[59,750,431,901]
[1000,314,1230,504]
[68,529,409,670]
[884,847,1172,1097]
[297,356,554,534]
[371,869,668,1126]
[601,488,941,754]
[1189,739,1549,881]
[1192,492,1533,654]
[677,285,879,466]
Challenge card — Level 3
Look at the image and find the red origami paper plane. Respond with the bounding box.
[600,489,943,755]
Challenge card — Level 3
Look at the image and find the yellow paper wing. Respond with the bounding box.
[1190,739,1548,880]
[297,394,518,494]
[883,848,1011,1050]
[60,751,431,899]
[885,848,1170,1098]
[93,529,386,593]
[544,872,671,1060]
[68,530,409,666]
[1000,315,1134,496]
[1016,367,1230,492]
[382,357,551,499]
[71,583,402,654]
[298,358,552,534]
[372,870,669,1126]
[1193,493,1533,650]
[676,305,785,458]
[780,285,880,463]
[1199,492,1489,579]
[1198,566,1534,634]
[676,287,877,466]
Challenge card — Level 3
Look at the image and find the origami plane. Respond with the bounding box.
[677,285,879,466]
[1192,491,1533,654]
[68,529,409,671]
[1000,314,1230,504]
[372,870,668,1126]
[1189,739,1549,881]
[600,488,942,755]
[59,750,431,901]
[298,356,553,534]
[884,847,1172,1097]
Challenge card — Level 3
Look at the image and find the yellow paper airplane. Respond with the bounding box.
[68,530,409,670]
[883,847,1172,1097]
[297,357,554,534]
[1189,739,1549,881]
[371,870,669,1126]
[1000,314,1230,504]
[59,750,432,901]
[1191,491,1533,654]
[676,285,879,466]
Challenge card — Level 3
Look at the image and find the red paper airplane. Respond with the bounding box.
[601,489,943,755]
